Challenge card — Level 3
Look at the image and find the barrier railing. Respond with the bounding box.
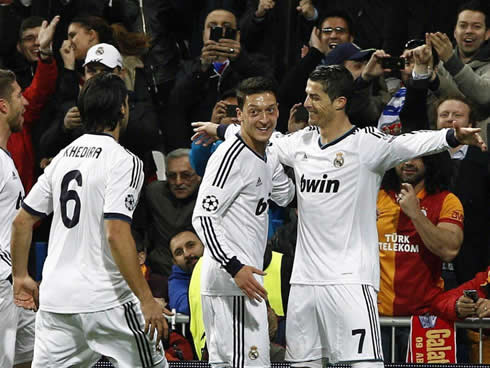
[379,316,490,364]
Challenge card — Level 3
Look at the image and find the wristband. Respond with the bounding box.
[446,129,461,148]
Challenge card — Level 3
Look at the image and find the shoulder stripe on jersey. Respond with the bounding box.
[199,217,229,266]
[125,150,143,189]
[362,285,383,360]
[363,126,385,139]
[123,301,154,367]
[233,296,245,368]
[212,139,245,189]
[0,250,12,267]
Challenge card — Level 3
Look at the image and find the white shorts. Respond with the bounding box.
[33,300,168,368]
[0,279,35,367]
[286,284,383,364]
[202,295,270,368]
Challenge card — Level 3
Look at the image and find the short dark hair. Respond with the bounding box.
[236,77,278,110]
[168,227,198,252]
[0,69,16,102]
[457,0,489,28]
[308,65,354,104]
[433,95,478,128]
[18,16,44,40]
[219,89,237,101]
[77,73,128,133]
[71,16,116,45]
[317,9,355,37]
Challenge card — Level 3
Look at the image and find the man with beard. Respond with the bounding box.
[0,68,33,368]
[376,154,464,361]
[168,229,204,315]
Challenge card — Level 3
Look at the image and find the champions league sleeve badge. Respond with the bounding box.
[124,194,136,211]
[333,152,344,168]
[202,195,219,212]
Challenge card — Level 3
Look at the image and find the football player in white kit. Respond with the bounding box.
[192,77,295,368]
[10,73,170,368]
[192,64,487,368]
[0,69,33,368]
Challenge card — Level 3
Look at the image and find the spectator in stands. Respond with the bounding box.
[434,96,490,285]
[164,7,275,151]
[139,149,201,277]
[431,266,490,363]
[189,89,239,177]
[277,10,354,131]
[168,229,204,315]
[427,0,490,143]
[7,15,59,193]
[240,0,322,79]
[39,40,161,172]
[4,16,45,89]
[377,153,464,361]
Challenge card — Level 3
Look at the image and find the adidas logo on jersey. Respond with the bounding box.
[256,177,262,187]
[300,174,339,193]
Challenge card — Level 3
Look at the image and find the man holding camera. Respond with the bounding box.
[164,8,274,151]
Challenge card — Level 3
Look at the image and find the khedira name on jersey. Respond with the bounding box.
[63,145,103,159]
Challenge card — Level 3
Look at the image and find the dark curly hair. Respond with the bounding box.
[381,152,449,195]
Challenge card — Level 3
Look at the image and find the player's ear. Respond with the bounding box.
[0,99,8,114]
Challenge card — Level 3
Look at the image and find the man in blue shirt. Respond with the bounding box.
[168,229,204,315]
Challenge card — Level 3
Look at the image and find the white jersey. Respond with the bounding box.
[22,133,144,313]
[226,125,452,290]
[0,148,24,280]
[192,133,294,296]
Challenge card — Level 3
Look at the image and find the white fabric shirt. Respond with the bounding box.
[0,148,24,280]
[192,133,294,296]
[23,134,144,313]
[226,125,452,290]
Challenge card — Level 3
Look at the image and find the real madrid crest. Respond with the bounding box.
[333,152,344,168]
[248,346,259,360]
[95,46,104,55]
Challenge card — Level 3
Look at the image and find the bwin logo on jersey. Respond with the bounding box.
[300,174,339,193]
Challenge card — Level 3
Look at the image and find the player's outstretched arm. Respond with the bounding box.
[105,219,172,346]
[454,124,488,152]
[234,265,268,302]
[191,122,219,146]
[11,209,41,311]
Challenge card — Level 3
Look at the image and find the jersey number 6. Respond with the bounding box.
[255,197,268,216]
[60,170,83,228]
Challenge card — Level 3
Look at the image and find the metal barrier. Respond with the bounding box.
[379,316,490,364]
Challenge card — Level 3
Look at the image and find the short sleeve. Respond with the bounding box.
[438,193,464,229]
[22,170,53,217]
[103,152,144,223]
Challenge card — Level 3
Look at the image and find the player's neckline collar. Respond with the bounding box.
[87,132,116,140]
[318,125,357,150]
[235,133,267,162]
[0,147,11,158]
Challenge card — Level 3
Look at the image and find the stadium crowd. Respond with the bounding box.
[0,0,489,366]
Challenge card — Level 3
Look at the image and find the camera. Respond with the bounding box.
[210,26,237,42]
[463,289,479,302]
[381,57,406,70]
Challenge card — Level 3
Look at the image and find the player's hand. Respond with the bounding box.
[398,183,421,219]
[362,50,392,82]
[456,295,477,318]
[234,265,267,302]
[141,298,173,346]
[453,124,488,152]
[63,106,82,131]
[13,275,39,311]
[191,121,220,146]
[475,298,490,318]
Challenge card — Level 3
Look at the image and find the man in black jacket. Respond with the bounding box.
[163,7,275,151]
